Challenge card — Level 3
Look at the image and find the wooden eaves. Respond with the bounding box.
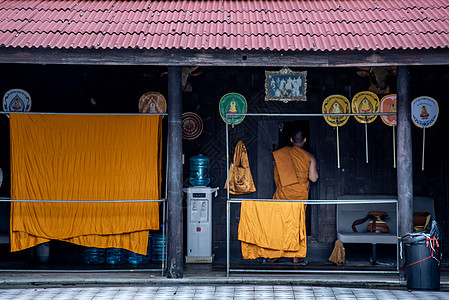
[1,48,449,67]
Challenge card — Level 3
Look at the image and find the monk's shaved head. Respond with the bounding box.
[291,129,306,144]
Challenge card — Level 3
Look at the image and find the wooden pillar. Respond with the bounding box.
[167,66,183,278]
[397,66,413,277]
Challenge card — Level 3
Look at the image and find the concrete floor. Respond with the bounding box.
[0,262,448,299]
[1,285,449,300]
[0,262,447,289]
[0,243,448,299]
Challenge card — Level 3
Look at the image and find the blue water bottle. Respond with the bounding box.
[128,233,152,265]
[189,154,210,186]
[83,247,105,264]
[106,248,127,264]
[151,232,166,263]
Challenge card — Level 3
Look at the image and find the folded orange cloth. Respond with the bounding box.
[238,146,310,259]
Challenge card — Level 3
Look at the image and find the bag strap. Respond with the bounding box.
[351,214,373,232]
[233,141,245,167]
[232,141,239,166]
[239,142,250,168]
[370,218,378,231]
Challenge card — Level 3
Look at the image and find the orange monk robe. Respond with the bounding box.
[238,146,310,259]
[10,114,162,255]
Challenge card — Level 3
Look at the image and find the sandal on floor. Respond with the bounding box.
[263,258,279,263]
[292,259,309,266]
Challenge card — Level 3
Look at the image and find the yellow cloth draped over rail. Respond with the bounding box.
[10,114,162,255]
[238,146,309,259]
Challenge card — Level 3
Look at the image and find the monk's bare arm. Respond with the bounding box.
[307,153,319,182]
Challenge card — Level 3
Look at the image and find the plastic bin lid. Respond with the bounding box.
[402,231,429,244]
[402,220,441,244]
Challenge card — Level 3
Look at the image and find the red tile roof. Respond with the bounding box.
[0,0,448,52]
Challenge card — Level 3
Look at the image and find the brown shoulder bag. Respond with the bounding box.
[224,140,256,195]
[351,211,389,233]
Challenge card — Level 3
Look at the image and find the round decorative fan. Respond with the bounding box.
[182,112,203,140]
[138,92,166,114]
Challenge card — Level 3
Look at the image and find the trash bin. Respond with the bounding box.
[402,220,442,290]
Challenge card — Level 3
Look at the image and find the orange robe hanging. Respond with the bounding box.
[10,114,162,255]
[238,146,310,259]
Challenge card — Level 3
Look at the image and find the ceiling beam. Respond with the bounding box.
[0,48,448,67]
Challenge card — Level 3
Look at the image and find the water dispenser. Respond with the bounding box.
[184,186,218,263]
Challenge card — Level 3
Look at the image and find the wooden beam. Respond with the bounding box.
[167,66,184,279]
[396,66,413,279]
[1,48,449,67]
[397,66,414,236]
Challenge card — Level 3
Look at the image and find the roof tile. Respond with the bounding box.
[0,0,448,52]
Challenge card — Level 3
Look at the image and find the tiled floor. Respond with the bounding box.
[0,285,449,300]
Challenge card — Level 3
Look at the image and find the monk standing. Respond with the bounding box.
[271,129,318,263]
[238,129,318,263]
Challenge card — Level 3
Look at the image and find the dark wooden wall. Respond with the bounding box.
[0,64,448,262]
[182,66,449,259]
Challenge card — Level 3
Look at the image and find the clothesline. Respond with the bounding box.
[1,111,392,116]
[0,198,165,203]
[0,111,167,116]
[228,198,398,205]
[226,112,396,118]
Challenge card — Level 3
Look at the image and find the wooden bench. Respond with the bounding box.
[336,195,435,264]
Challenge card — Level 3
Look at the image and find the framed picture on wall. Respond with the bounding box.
[265,68,307,102]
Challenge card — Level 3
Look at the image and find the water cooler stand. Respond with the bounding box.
[184,186,218,263]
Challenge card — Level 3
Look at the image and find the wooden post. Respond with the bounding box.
[167,66,183,278]
[396,66,413,279]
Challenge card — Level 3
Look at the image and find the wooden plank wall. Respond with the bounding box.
[181,66,449,258]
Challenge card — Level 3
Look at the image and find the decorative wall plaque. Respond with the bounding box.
[351,91,379,124]
[3,89,31,112]
[351,91,380,164]
[182,112,203,140]
[322,95,351,127]
[411,96,439,129]
[138,92,166,114]
[219,93,247,125]
[411,96,439,171]
[322,95,351,169]
[380,94,397,127]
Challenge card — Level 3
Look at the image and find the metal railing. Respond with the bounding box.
[0,111,169,276]
[224,112,399,277]
[0,111,168,116]
[226,197,399,276]
[0,197,168,276]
